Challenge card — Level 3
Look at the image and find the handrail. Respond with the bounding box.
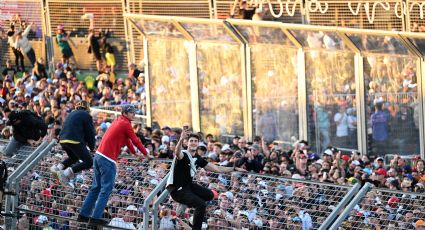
[152,190,170,230]
[329,182,374,229]
[143,173,170,230]
[319,182,361,230]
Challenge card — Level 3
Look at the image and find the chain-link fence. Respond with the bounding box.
[332,182,425,229]
[14,144,170,229]
[150,170,353,230]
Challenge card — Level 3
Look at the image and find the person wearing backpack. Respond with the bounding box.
[1,110,48,157]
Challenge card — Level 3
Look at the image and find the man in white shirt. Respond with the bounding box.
[105,205,138,230]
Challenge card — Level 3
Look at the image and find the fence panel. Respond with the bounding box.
[46,0,127,71]
[214,0,303,23]
[337,186,425,229]
[306,0,404,31]
[126,0,212,18]
[407,0,425,32]
[0,0,45,69]
[151,170,353,229]
[16,144,171,229]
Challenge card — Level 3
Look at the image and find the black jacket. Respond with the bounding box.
[7,110,48,143]
[59,109,96,151]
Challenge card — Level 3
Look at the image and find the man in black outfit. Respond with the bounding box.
[166,129,245,230]
[2,110,47,157]
[51,101,96,185]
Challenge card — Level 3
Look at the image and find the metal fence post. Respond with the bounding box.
[152,190,170,230]
[143,173,169,230]
[319,183,361,230]
[4,140,57,230]
[329,182,373,229]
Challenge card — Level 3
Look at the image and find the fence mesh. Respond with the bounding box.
[153,170,352,230]
[46,0,128,71]
[407,0,425,32]
[340,187,425,229]
[127,0,212,18]
[16,144,170,229]
[90,103,147,126]
[307,0,404,31]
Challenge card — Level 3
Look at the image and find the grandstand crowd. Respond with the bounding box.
[1,11,425,230]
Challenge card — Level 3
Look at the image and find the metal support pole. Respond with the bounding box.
[329,183,373,229]
[143,174,169,230]
[152,190,170,230]
[319,183,361,230]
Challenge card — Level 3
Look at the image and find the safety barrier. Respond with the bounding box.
[11,143,170,229]
[330,182,425,229]
[2,140,56,229]
[146,170,357,230]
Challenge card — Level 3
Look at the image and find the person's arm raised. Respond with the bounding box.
[174,129,188,160]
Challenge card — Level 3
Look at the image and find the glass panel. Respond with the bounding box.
[251,44,299,143]
[348,34,409,55]
[137,20,184,38]
[306,51,357,153]
[197,42,244,139]
[409,37,425,57]
[181,23,235,42]
[364,55,419,156]
[234,25,291,45]
[290,30,347,50]
[148,38,191,127]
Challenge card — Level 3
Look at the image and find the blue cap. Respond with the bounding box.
[46,78,53,84]
[31,75,37,81]
[404,174,414,181]
[100,122,108,131]
[362,168,372,175]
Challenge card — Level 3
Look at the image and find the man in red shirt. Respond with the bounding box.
[77,105,149,226]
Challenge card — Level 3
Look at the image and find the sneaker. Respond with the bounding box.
[176,203,188,219]
[50,165,60,181]
[89,218,108,226]
[57,170,69,185]
[77,214,90,223]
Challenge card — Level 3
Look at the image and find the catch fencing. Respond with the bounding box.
[12,142,170,230]
[146,170,358,230]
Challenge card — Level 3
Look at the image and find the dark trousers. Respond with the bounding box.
[170,183,214,230]
[11,47,24,72]
[60,143,93,174]
[25,48,36,67]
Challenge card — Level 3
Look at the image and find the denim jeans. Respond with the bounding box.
[3,137,25,157]
[79,154,116,219]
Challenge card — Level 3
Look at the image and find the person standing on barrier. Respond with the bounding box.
[56,25,78,70]
[7,19,25,72]
[166,129,246,230]
[78,105,150,227]
[51,101,95,185]
[1,110,47,157]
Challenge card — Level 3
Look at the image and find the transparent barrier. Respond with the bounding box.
[250,44,299,143]
[16,144,171,229]
[197,42,244,138]
[364,55,420,156]
[147,38,192,128]
[306,50,357,154]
